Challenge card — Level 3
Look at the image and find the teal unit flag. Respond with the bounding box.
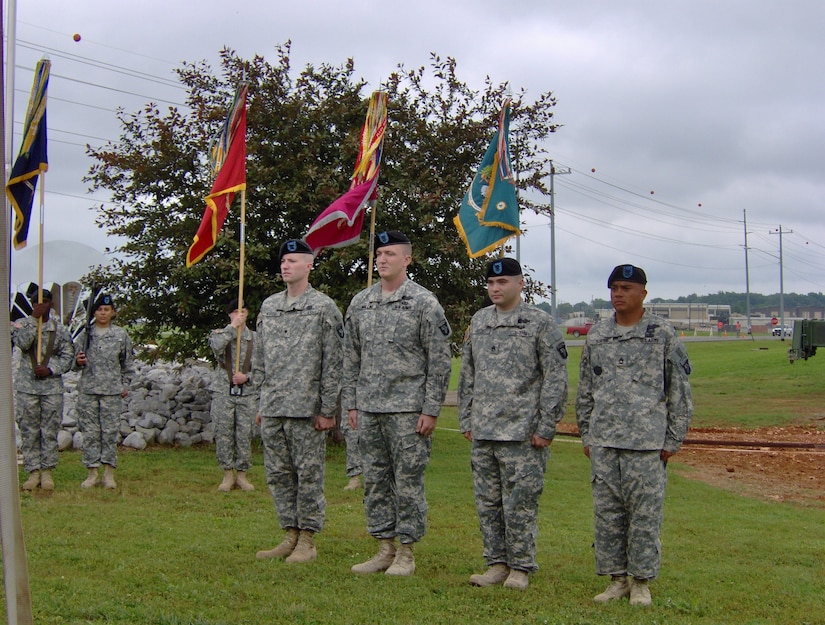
[454,101,521,258]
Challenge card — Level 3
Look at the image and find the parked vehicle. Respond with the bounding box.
[772,325,792,337]
[566,322,594,338]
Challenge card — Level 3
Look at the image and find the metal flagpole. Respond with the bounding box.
[1,3,35,620]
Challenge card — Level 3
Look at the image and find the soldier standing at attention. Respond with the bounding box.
[576,264,693,607]
[253,239,343,564]
[74,294,135,489]
[12,288,74,491]
[458,258,569,591]
[208,299,258,492]
[343,230,452,577]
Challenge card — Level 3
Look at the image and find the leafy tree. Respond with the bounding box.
[86,44,559,361]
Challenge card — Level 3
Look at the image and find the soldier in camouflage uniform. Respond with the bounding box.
[253,239,343,564]
[458,258,569,591]
[576,264,693,607]
[74,294,135,489]
[208,299,258,492]
[343,230,452,577]
[12,289,74,491]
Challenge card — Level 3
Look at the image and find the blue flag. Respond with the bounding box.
[6,60,50,250]
[454,100,521,258]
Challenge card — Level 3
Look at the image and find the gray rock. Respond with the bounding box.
[122,431,147,450]
[57,429,74,451]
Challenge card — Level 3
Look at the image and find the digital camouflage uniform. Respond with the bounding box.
[576,310,693,580]
[342,279,452,544]
[74,324,136,468]
[340,405,362,478]
[458,302,569,573]
[12,316,74,473]
[209,325,258,472]
[252,285,343,533]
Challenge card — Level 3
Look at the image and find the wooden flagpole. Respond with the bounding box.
[35,172,45,363]
[234,188,246,373]
[366,194,378,287]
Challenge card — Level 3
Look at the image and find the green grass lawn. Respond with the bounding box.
[6,339,825,624]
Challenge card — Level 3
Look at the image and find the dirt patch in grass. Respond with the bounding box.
[557,420,825,507]
[676,423,825,507]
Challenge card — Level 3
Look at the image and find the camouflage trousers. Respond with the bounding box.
[358,411,432,544]
[260,416,327,532]
[210,393,257,471]
[16,392,63,473]
[77,393,123,468]
[589,446,667,580]
[471,440,549,572]
[340,410,362,477]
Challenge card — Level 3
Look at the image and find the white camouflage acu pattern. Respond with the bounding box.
[341,279,452,416]
[73,324,136,468]
[209,325,258,471]
[253,286,343,418]
[458,302,568,441]
[12,316,74,472]
[340,406,362,478]
[576,310,693,580]
[74,325,135,395]
[458,301,569,572]
[253,285,343,532]
[576,310,693,451]
[342,279,451,544]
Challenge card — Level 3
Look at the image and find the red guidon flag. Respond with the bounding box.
[186,84,248,267]
[305,91,387,252]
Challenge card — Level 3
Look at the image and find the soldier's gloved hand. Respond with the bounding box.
[31,302,51,319]
[34,365,52,379]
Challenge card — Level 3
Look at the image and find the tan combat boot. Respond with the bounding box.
[629,577,652,606]
[102,465,117,489]
[343,475,362,491]
[81,467,100,489]
[21,470,40,491]
[469,563,510,587]
[218,469,234,492]
[235,471,255,491]
[285,530,317,563]
[351,538,396,574]
[256,528,299,560]
[385,543,415,577]
[40,469,55,491]
[593,575,630,603]
[503,569,529,590]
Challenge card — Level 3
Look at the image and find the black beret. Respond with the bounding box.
[26,285,52,301]
[92,293,114,313]
[607,264,647,287]
[486,257,522,279]
[279,239,313,261]
[225,299,246,315]
[374,230,411,249]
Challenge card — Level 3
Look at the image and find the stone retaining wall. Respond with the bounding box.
[58,360,229,451]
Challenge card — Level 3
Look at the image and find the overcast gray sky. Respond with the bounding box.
[7,0,825,305]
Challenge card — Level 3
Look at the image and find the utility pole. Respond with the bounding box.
[769,225,792,340]
[548,160,570,322]
[743,210,753,339]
